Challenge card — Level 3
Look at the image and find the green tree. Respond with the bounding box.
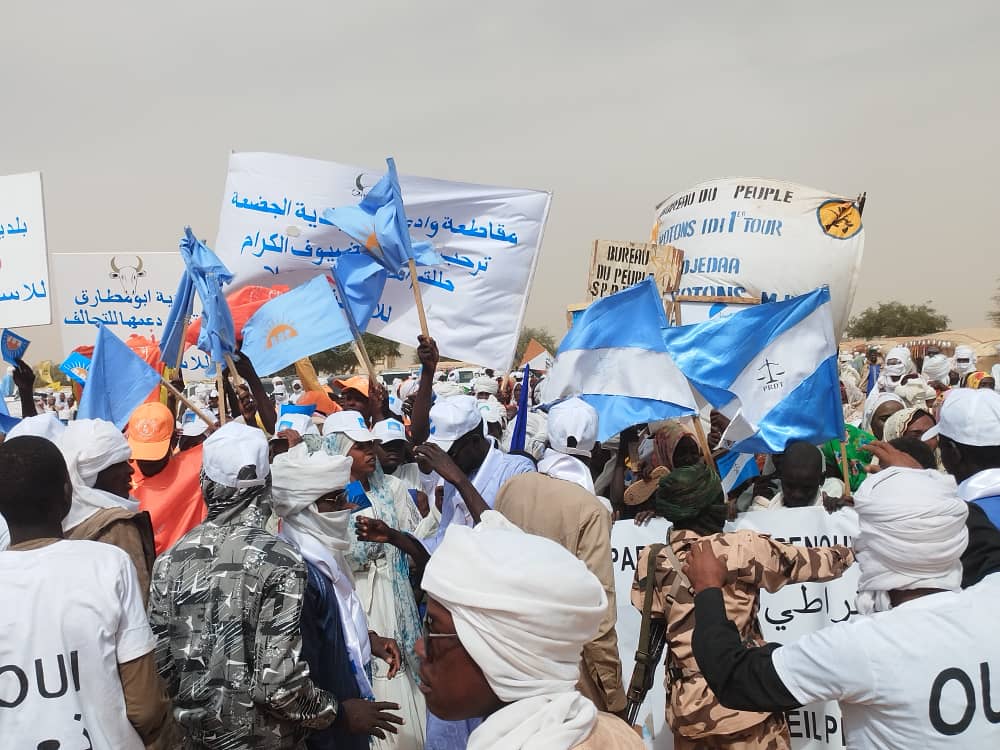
[515,326,558,364]
[277,334,401,377]
[990,278,1000,326]
[846,301,949,339]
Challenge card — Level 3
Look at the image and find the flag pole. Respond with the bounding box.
[690,415,718,473]
[172,316,190,371]
[216,369,227,425]
[329,272,378,382]
[839,439,851,490]
[408,258,430,338]
[158,373,215,427]
[224,353,244,389]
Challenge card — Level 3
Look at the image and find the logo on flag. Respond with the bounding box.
[265,324,298,348]
[1,329,30,365]
[756,358,786,391]
[817,199,862,239]
[59,352,92,385]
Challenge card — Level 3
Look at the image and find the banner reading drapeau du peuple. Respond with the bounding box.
[214,152,552,370]
[652,179,864,337]
[0,172,52,328]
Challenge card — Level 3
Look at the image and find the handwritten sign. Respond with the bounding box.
[587,239,683,306]
[50,252,211,377]
[0,172,51,327]
[728,506,860,749]
[214,152,552,370]
[653,179,865,336]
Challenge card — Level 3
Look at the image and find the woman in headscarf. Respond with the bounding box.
[309,410,427,750]
[631,464,854,749]
[419,512,643,749]
[624,421,703,518]
[963,370,991,389]
[862,392,906,439]
[60,418,156,602]
[271,445,405,749]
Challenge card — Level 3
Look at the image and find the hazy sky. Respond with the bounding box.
[3,1,999,359]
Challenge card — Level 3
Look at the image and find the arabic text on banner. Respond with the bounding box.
[652,179,864,336]
[0,172,51,327]
[214,152,552,370]
[727,506,860,749]
[51,252,207,376]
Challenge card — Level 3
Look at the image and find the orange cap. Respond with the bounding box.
[127,402,175,461]
[296,389,342,416]
[334,376,370,398]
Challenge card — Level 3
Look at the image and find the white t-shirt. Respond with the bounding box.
[0,540,155,749]
[773,573,1000,748]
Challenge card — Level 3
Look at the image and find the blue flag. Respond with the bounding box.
[159,270,196,366]
[509,364,531,453]
[78,326,162,429]
[322,157,444,274]
[333,252,387,331]
[240,275,354,377]
[179,227,235,372]
[59,352,92,385]
[0,394,19,434]
[542,279,699,442]
[660,288,841,453]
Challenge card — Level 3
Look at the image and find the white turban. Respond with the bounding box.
[423,512,607,750]
[922,353,952,385]
[202,422,269,488]
[7,413,65,444]
[59,418,138,531]
[398,378,419,401]
[270,444,374,699]
[854,467,968,614]
[954,345,977,376]
[472,376,499,396]
[884,346,915,380]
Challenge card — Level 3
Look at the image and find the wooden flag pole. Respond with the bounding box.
[689,415,718,473]
[329,270,378,382]
[216,369,227,425]
[407,258,430,338]
[172,316,191,371]
[158,374,216,427]
[840,440,852,491]
[224,353,244,389]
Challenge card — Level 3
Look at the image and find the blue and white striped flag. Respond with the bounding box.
[661,288,842,454]
[542,278,698,441]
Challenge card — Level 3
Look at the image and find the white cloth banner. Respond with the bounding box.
[214,152,551,370]
[0,172,51,327]
[51,251,207,375]
[727,507,860,749]
[611,517,674,750]
[652,179,864,336]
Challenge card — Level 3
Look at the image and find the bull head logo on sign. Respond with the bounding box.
[109,255,146,297]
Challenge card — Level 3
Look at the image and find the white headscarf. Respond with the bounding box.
[883,346,915,381]
[472,376,499,397]
[423,512,607,750]
[271,444,374,699]
[922,353,952,385]
[862,391,905,434]
[954,345,977,377]
[59,419,138,530]
[7,413,66,444]
[853,467,968,614]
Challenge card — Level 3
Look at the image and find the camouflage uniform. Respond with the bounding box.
[632,529,854,749]
[148,472,338,749]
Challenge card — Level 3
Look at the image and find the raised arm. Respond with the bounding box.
[408,335,439,445]
[234,352,277,434]
[734,531,854,594]
[684,542,802,712]
[13,359,37,418]
[412,443,489,523]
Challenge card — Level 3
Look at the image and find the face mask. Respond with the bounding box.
[885,360,906,378]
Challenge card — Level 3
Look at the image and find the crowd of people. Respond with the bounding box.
[2,331,1000,749]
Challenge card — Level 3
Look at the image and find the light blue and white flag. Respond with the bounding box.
[661,287,841,454]
[241,275,354,376]
[716,451,760,493]
[542,278,698,442]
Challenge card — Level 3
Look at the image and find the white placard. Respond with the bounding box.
[653,179,864,337]
[611,517,674,749]
[214,152,551,370]
[0,172,51,327]
[51,252,209,376]
[727,507,860,748]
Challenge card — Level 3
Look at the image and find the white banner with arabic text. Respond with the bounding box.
[0,172,51,327]
[214,152,551,370]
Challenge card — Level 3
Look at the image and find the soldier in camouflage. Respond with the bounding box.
[631,462,854,749]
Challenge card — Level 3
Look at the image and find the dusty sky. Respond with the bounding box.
[3,1,998,359]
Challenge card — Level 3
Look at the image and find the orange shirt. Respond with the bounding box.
[132,445,206,555]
